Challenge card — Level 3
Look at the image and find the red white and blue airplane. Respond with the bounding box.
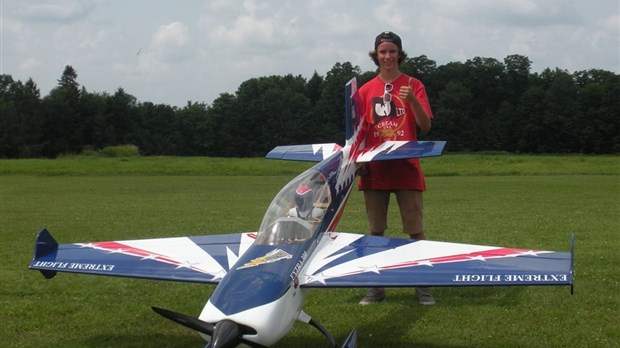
[29,78,574,348]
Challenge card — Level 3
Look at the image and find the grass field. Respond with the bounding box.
[1,154,619,347]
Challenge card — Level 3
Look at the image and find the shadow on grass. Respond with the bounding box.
[45,286,528,348]
[82,333,205,347]
[430,285,525,307]
[279,286,528,348]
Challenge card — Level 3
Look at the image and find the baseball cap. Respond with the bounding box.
[374,31,402,51]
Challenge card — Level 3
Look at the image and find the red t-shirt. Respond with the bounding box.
[357,74,433,191]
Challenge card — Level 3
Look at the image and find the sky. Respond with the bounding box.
[2,0,619,107]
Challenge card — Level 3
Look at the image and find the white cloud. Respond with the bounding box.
[129,21,193,76]
[2,0,618,107]
[428,0,582,27]
[13,0,96,23]
[150,22,192,61]
[19,58,43,71]
[205,3,299,53]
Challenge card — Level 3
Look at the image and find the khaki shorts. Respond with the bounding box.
[363,190,424,236]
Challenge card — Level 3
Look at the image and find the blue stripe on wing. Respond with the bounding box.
[356,140,446,162]
[29,230,254,284]
[266,144,342,162]
[302,233,573,288]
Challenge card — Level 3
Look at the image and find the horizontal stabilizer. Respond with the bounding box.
[266,143,342,162]
[356,140,446,162]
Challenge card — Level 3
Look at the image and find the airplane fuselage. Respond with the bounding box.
[199,147,359,346]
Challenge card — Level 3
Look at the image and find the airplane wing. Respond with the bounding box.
[29,228,256,284]
[356,140,446,162]
[301,233,573,289]
[265,143,343,162]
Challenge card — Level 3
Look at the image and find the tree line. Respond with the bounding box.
[1,54,618,158]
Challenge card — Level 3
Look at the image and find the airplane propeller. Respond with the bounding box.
[151,307,266,348]
[208,320,240,348]
[152,306,215,335]
[153,306,357,347]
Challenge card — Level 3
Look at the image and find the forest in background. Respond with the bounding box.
[1,54,618,158]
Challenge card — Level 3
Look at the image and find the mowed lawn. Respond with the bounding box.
[1,155,618,347]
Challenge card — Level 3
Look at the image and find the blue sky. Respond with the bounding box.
[3,0,619,107]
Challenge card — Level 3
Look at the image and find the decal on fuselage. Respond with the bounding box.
[237,249,293,269]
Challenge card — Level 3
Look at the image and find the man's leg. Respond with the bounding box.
[395,190,436,305]
[359,190,390,305]
[364,190,390,236]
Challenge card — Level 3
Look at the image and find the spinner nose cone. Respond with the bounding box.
[210,319,241,348]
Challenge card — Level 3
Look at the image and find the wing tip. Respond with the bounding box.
[31,228,58,279]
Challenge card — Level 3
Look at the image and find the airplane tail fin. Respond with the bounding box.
[265,78,360,162]
[31,228,58,279]
[344,78,360,143]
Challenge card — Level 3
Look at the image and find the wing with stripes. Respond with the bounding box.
[355,140,446,162]
[29,228,256,284]
[301,232,574,288]
[265,143,343,162]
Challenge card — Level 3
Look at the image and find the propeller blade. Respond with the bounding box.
[153,307,265,348]
[151,306,214,335]
[341,328,358,348]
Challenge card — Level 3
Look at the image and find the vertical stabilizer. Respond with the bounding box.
[344,78,360,143]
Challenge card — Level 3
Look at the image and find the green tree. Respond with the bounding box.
[0,76,44,157]
[79,90,109,150]
[42,66,82,156]
[400,55,438,99]
[537,69,579,152]
[175,101,215,155]
[133,102,177,155]
[574,69,620,153]
[311,62,362,143]
[306,71,323,105]
[503,54,531,103]
[433,81,474,151]
[230,74,312,156]
[208,93,239,157]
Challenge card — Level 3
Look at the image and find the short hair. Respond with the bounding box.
[369,31,408,67]
[368,49,408,67]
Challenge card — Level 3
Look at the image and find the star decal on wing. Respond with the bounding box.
[301,233,554,286]
[75,236,243,281]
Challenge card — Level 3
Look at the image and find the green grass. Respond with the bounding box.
[1,153,618,176]
[1,155,619,347]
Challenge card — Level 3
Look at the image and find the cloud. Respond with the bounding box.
[204,1,299,53]
[135,21,193,74]
[150,22,192,61]
[13,0,96,23]
[19,58,43,72]
[428,0,582,27]
[2,0,617,108]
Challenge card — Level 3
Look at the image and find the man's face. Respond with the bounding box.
[376,42,400,71]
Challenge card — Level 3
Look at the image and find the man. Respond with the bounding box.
[357,31,435,305]
[288,185,325,221]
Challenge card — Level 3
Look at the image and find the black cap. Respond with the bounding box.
[374,31,402,51]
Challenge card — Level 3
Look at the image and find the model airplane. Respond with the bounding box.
[29,78,574,348]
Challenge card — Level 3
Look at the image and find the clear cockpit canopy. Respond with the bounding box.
[256,169,330,245]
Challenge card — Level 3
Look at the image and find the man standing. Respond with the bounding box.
[357,31,435,305]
